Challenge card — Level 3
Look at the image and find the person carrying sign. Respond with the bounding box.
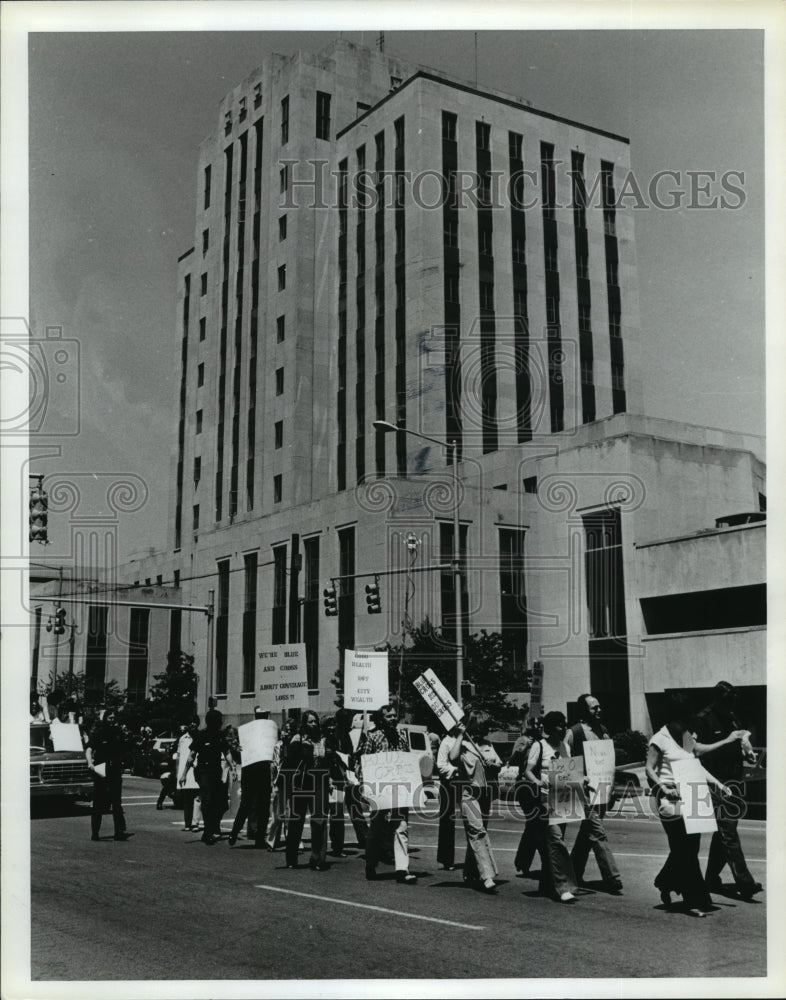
[283,711,332,871]
[566,694,623,894]
[356,703,417,885]
[448,713,499,893]
[228,708,278,848]
[85,709,131,842]
[523,711,580,903]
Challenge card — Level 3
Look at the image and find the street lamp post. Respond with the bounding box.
[373,420,464,697]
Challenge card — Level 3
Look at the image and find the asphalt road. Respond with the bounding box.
[30,776,766,982]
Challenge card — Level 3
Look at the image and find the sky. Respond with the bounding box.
[22,18,767,565]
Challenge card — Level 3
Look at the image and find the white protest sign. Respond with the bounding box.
[257,643,309,710]
[413,668,464,731]
[50,722,84,753]
[177,735,199,789]
[344,650,389,710]
[360,751,424,810]
[583,739,616,808]
[547,755,586,825]
[671,756,717,834]
[238,719,278,766]
[529,660,544,718]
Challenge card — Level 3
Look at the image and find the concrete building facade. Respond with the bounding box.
[42,38,763,737]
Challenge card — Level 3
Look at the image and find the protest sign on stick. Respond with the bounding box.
[413,668,464,731]
[257,644,309,711]
[344,650,389,710]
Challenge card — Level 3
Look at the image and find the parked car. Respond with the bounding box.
[29,722,92,803]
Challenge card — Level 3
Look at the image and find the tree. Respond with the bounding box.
[38,668,125,713]
[330,618,521,732]
[146,650,199,729]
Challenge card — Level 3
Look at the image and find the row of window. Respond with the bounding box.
[220,89,332,145]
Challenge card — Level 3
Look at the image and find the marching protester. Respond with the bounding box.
[566,694,623,894]
[85,709,131,842]
[180,709,237,845]
[356,703,417,884]
[692,681,763,899]
[341,712,370,851]
[322,715,352,857]
[523,710,580,903]
[448,713,499,893]
[512,716,547,878]
[283,711,331,870]
[265,717,295,850]
[436,724,460,871]
[229,708,278,848]
[646,697,736,917]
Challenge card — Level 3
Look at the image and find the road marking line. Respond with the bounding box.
[254,885,484,930]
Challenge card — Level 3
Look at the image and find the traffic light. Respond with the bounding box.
[53,607,67,636]
[460,680,476,702]
[365,580,381,614]
[323,584,338,617]
[29,485,49,544]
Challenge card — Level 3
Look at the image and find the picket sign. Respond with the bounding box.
[49,721,83,753]
[671,756,717,834]
[344,650,389,711]
[547,755,587,825]
[238,719,278,766]
[583,740,616,808]
[360,751,424,810]
[257,644,309,710]
[413,668,464,731]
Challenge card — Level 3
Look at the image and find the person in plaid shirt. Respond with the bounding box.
[356,703,417,885]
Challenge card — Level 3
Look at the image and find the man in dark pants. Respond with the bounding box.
[85,709,130,841]
[436,727,459,871]
[229,708,277,848]
[181,709,236,845]
[693,681,763,899]
[567,694,623,894]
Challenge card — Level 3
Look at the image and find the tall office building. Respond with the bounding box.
[108,38,765,735]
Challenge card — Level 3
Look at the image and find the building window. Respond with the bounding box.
[280,165,289,193]
[499,528,527,687]
[609,313,621,338]
[476,121,490,151]
[278,264,286,290]
[390,75,402,90]
[272,544,287,644]
[275,367,284,395]
[193,456,201,483]
[579,305,591,333]
[278,215,287,241]
[274,420,283,449]
[439,522,468,648]
[224,110,232,136]
[509,131,523,161]
[273,474,282,503]
[442,111,457,143]
[196,409,203,433]
[611,362,625,391]
[303,536,320,689]
[606,261,619,286]
[316,91,331,141]
[277,315,285,342]
[215,560,230,694]
[199,317,206,342]
[480,281,494,311]
[202,229,209,255]
[192,504,200,531]
[242,552,258,693]
[337,526,356,655]
[479,225,493,257]
[126,608,150,705]
[197,363,205,387]
[174,569,181,587]
[546,297,558,325]
[581,359,594,386]
[445,274,459,303]
[200,273,208,295]
[281,95,289,145]
[576,255,589,280]
[84,605,108,703]
[512,234,525,265]
[444,218,458,248]
[239,96,247,122]
[545,246,558,272]
[523,476,537,494]
[357,101,371,116]
[253,82,262,108]
[203,165,211,209]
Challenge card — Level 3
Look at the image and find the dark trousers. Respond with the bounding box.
[706,791,756,888]
[195,765,224,838]
[514,783,548,875]
[655,815,711,910]
[230,761,272,846]
[570,804,621,884]
[91,770,125,838]
[345,782,369,848]
[157,772,176,808]
[286,783,328,868]
[436,779,457,867]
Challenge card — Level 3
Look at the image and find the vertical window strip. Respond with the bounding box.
[541,142,563,433]
[337,158,348,491]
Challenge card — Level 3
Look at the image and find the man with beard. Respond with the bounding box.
[356,703,417,884]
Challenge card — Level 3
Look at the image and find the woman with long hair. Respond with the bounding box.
[283,711,331,871]
[448,712,500,894]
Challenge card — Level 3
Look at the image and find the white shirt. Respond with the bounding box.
[437,734,458,780]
